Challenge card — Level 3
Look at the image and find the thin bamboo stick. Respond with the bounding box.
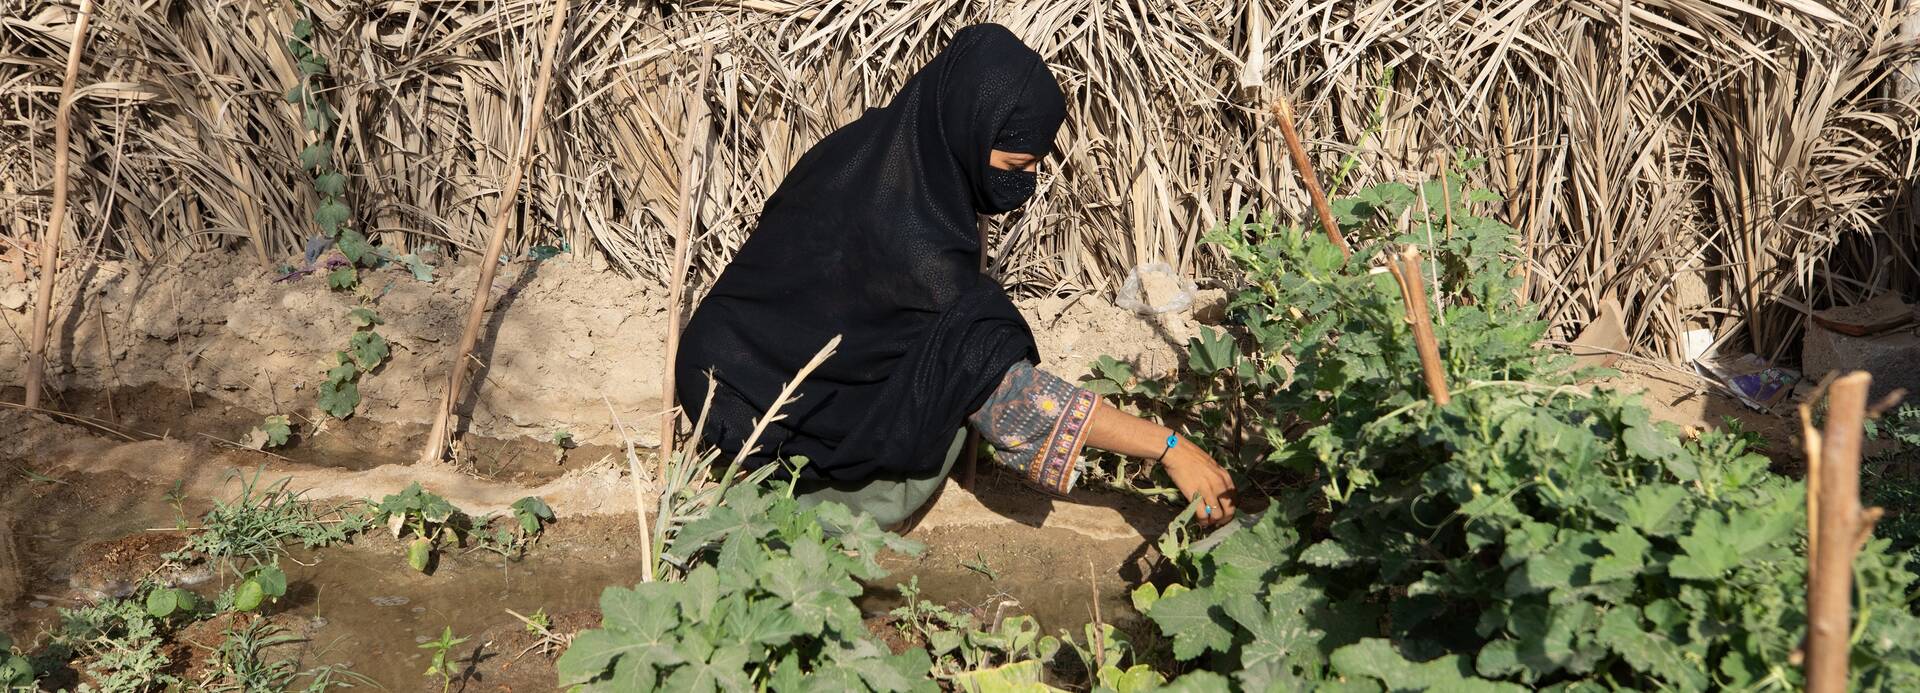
[1805,372,1877,693]
[659,46,715,480]
[418,0,570,464]
[1387,247,1450,406]
[1270,98,1349,258]
[22,0,94,410]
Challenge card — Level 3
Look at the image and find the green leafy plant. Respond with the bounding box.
[420,626,468,693]
[244,414,294,450]
[1121,165,1920,690]
[0,633,32,690]
[50,597,177,692]
[167,468,367,571]
[226,563,289,613]
[556,482,932,691]
[288,15,394,420]
[195,618,368,692]
[374,483,464,573]
[476,496,556,559]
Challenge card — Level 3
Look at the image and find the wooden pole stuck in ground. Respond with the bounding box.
[659,47,714,480]
[22,0,94,410]
[1803,372,1885,693]
[418,0,569,464]
[1386,247,1450,406]
[1270,98,1349,259]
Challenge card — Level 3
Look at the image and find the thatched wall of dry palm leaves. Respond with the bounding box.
[2,0,1917,362]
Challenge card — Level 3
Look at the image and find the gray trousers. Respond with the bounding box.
[793,430,966,530]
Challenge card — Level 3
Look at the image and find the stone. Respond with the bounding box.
[0,284,27,312]
[1802,323,1920,401]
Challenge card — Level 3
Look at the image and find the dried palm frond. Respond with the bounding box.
[2,0,1915,361]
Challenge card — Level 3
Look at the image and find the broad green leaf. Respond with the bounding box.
[314,171,347,196]
[318,379,358,418]
[1331,639,1527,692]
[299,142,332,170]
[407,537,432,572]
[1299,539,1358,568]
[234,579,266,612]
[326,266,357,289]
[1669,512,1742,580]
[1590,529,1650,583]
[336,228,373,265]
[1147,585,1234,660]
[250,564,288,597]
[260,414,292,448]
[349,330,389,370]
[347,307,381,327]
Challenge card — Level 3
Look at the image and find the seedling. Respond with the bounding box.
[551,428,574,464]
[144,586,201,620]
[475,496,555,559]
[0,633,32,689]
[420,626,468,693]
[244,414,293,450]
[375,483,464,572]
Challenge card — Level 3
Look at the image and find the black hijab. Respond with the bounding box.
[675,24,1067,482]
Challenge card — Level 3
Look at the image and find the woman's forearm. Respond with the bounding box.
[1085,400,1176,459]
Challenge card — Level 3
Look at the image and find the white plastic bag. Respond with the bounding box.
[1115,262,1198,316]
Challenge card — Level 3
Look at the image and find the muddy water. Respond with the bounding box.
[273,540,644,688]
[4,393,1172,690]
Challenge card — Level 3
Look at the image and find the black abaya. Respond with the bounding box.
[674,23,1067,482]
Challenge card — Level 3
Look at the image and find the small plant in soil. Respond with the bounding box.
[243,414,293,450]
[48,596,177,692]
[195,617,368,692]
[476,496,555,559]
[420,626,468,693]
[0,633,32,690]
[167,468,367,571]
[374,483,466,572]
[551,428,574,464]
[557,482,929,690]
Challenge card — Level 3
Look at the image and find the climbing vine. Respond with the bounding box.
[286,15,389,419]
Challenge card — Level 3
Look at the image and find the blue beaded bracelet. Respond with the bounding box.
[1156,433,1179,461]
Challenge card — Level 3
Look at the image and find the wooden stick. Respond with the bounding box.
[23,0,94,410]
[1270,98,1349,258]
[418,0,570,464]
[1386,248,1450,406]
[4,181,26,284]
[659,46,714,480]
[1806,372,1877,693]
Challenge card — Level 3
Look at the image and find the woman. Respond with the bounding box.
[675,24,1235,530]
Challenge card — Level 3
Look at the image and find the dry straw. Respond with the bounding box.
[2,1,1916,361]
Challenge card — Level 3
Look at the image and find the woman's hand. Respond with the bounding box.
[1162,441,1235,527]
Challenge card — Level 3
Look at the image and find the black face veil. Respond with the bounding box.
[674,24,1068,482]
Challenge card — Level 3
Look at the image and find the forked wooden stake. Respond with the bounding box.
[418,0,570,464]
[659,47,715,479]
[1804,372,1883,693]
[1386,248,1450,406]
[1270,97,1349,258]
[22,0,94,410]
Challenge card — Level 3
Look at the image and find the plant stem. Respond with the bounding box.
[23,0,94,410]
[419,0,570,463]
